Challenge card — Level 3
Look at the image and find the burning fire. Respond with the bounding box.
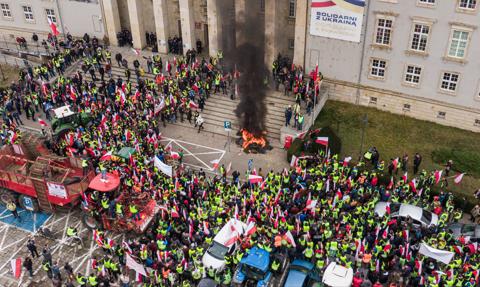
[241,129,266,150]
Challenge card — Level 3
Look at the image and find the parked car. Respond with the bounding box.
[374,202,438,227]
[282,259,321,287]
[202,219,247,271]
[447,223,480,242]
[322,262,353,287]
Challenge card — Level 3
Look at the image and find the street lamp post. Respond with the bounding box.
[359,114,368,160]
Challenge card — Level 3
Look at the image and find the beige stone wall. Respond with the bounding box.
[192,0,207,45]
[276,0,295,59]
[117,0,131,30]
[142,0,156,35]
[167,0,181,37]
[324,80,480,133]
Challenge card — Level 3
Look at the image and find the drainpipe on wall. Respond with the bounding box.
[355,0,371,105]
[54,0,67,40]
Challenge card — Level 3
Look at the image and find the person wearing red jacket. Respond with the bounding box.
[352,272,364,287]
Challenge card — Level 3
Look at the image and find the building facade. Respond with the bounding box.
[0,0,105,40]
[293,0,480,132]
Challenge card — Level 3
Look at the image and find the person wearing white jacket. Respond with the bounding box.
[196,114,204,133]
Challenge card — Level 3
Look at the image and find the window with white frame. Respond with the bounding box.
[370,59,387,79]
[404,65,422,85]
[375,17,393,46]
[288,0,296,18]
[23,6,34,21]
[1,3,11,18]
[410,23,430,52]
[448,29,470,58]
[46,9,56,23]
[458,0,477,10]
[440,72,459,92]
[418,0,435,4]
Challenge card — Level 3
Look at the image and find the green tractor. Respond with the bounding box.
[50,105,93,140]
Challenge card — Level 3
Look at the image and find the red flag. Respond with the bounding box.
[409,178,417,193]
[10,258,21,279]
[38,118,48,127]
[131,48,140,56]
[434,170,442,184]
[248,174,263,184]
[315,137,329,146]
[170,151,181,160]
[171,208,179,218]
[454,173,465,184]
[245,221,257,236]
[387,177,394,190]
[70,86,77,102]
[100,151,113,161]
[210,159,220,170]
[48,18,60,36]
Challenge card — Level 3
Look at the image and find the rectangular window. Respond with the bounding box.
[404,65,422,85]
[459,0,477,9]
[369,97,378,104]
[23,6,34,21]
[370,59,387,79]
[410,24,430,52]
[440,72,459,92]
[260,0,265,12]
[288,39,294,49]
[475,119,480,126]
[375,18,393,46]
[437,111,446,119]
[46,9,56,23]
[418,0,435,4]
[1,3,11,18]
[448,30,469,58]
[403,104,411,111]
[289,0,296,18]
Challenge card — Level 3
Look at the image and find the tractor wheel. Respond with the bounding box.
[0,188,18,206]
[82,213,100,230]
[18,195,40,212]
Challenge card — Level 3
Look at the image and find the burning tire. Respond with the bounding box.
[82,213,100,230]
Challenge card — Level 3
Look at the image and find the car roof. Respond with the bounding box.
[398,204,423,220]
[241,246,270,270]
[291,259,314,271]
[213,219,246,246]
[198,278,218,287]
[284,269,308,287]
[322,262,353,287]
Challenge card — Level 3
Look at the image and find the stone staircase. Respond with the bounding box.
[66,64,300,147]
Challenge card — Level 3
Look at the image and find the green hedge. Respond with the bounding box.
[287,126,342,162]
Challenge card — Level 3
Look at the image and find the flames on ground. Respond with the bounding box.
[237,129,271,153]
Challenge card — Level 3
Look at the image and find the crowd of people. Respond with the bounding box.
[1,34,479,287]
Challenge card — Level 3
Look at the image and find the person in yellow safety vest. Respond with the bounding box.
[66,226,77,237]
[76,272,87,286]
[82,159,89,176]
[115,202,123,217]
[304,247,314,260]
[101,197,109,210]
[88,273,98,286]
[271,258,281,273]
[129,204,139,220]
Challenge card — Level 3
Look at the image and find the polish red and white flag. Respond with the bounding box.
[48,18,60,36]
[38,118,48,127]
[454,173,465,184]
[10,258,21,278]
[315,137,329,146]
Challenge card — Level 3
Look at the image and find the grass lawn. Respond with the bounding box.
[314,100,480,210]
[0,64,19,88]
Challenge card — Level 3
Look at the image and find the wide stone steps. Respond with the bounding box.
[66,63,303,146]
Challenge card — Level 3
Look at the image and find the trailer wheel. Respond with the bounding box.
[18,195,40,212]
[82,214,100,230]
[0,188,18,206]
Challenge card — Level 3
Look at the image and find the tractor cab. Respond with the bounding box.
[81,172,159,233]
[50,105,93,140]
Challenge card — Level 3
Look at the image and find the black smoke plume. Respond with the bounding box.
[217,0,267,138]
